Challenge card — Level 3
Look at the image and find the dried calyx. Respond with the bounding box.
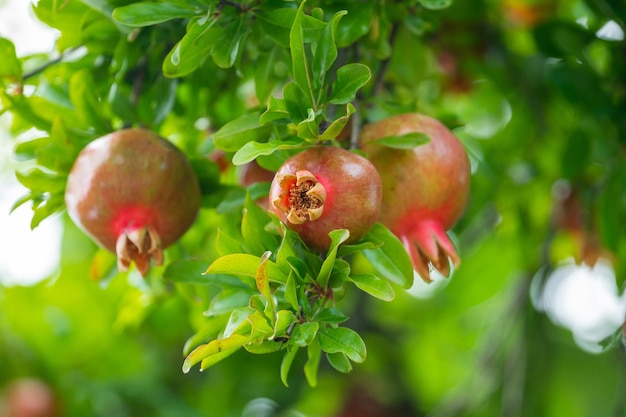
[273,170,327,224]
[116,226,163,276]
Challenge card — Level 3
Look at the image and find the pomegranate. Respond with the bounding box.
[269,146,382,252]
[65,128,202,276]
[238,160,275,187]
[238,160,275,210]
[3,378,58,417]
[359,113,470,282]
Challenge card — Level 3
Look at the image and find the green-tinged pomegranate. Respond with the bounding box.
[238,160,275,210]
[65,128,201,276]
[360,113,470,282]
[269,146,382,252]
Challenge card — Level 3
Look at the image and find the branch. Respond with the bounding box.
[21,47,81,80]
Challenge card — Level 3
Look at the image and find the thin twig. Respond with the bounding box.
[21,47,81,80]
[373,22,400,96]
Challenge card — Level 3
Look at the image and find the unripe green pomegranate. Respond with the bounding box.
[360,113,470,282]
[65,129,201,276]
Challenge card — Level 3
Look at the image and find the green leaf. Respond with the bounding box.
[318,327,366,363]
[280,346,299,387]
[317,229,350,288]
[291,322,319,347]
[112,2,196,27]
[320,103,355,141]
[205,254,288,284]
[256,8,298,48]
[275,221,308,275]
[30,193,65,229]
[417,0,454,10]
[336,239,382,258]
[255,46,281,104]
[206,289,255,316]
[289,0,315,108]
[328,63,371,105]
[335,4,373,47]
[223,307,254,338]
[274,310,296,337]
[260,95,290,124]
[232,139,305,166]
[296,108,319,140]
[211,15,246,68]
[315,307,348,325]
[212,113,271,152]
[0,38,21,82]
[163,16,222,77]
[15,169,66,193]
[311,11,346,83]
[328,259,351,288]
[326,352,352,373]
[374,132,430,150]
[199,346,242,370]
[282,82,311,122]
[183,315,229,355]
[69,70,110,134]
[216,229,244,256]
[14,118,80,174]
[284,272,299,311]
[362,223,414,288]
[183,333,249,373]
[248,310,274,338]
[249,294,266,313]
[241,193,276,255]
[244,340,283,354]
[256,252,274,309]
[349,274,395,301]
[304,338,321,387]
[163,259,209,284]
[256,7,326,48]
[145,76,178,125]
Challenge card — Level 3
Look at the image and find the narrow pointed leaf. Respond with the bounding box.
[205,254,288,283]
[304,338,321,387]
[183,333,250,373]
[318,327,366,363]
[280,346,299,387]
[349,273,395,301]
[317,229,350,288]
[112,2,196,27]
[289,0,314,108]
[362,223,414,288]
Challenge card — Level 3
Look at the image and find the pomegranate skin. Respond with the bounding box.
[359,113,470,281]
[65,128,201,276]
[269,146,382,252]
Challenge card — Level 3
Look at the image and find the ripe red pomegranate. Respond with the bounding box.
[269,146,382,252]
[65,129,202,276]
[359,113,470,282]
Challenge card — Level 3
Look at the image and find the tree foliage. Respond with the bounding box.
[1,0,626,416]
